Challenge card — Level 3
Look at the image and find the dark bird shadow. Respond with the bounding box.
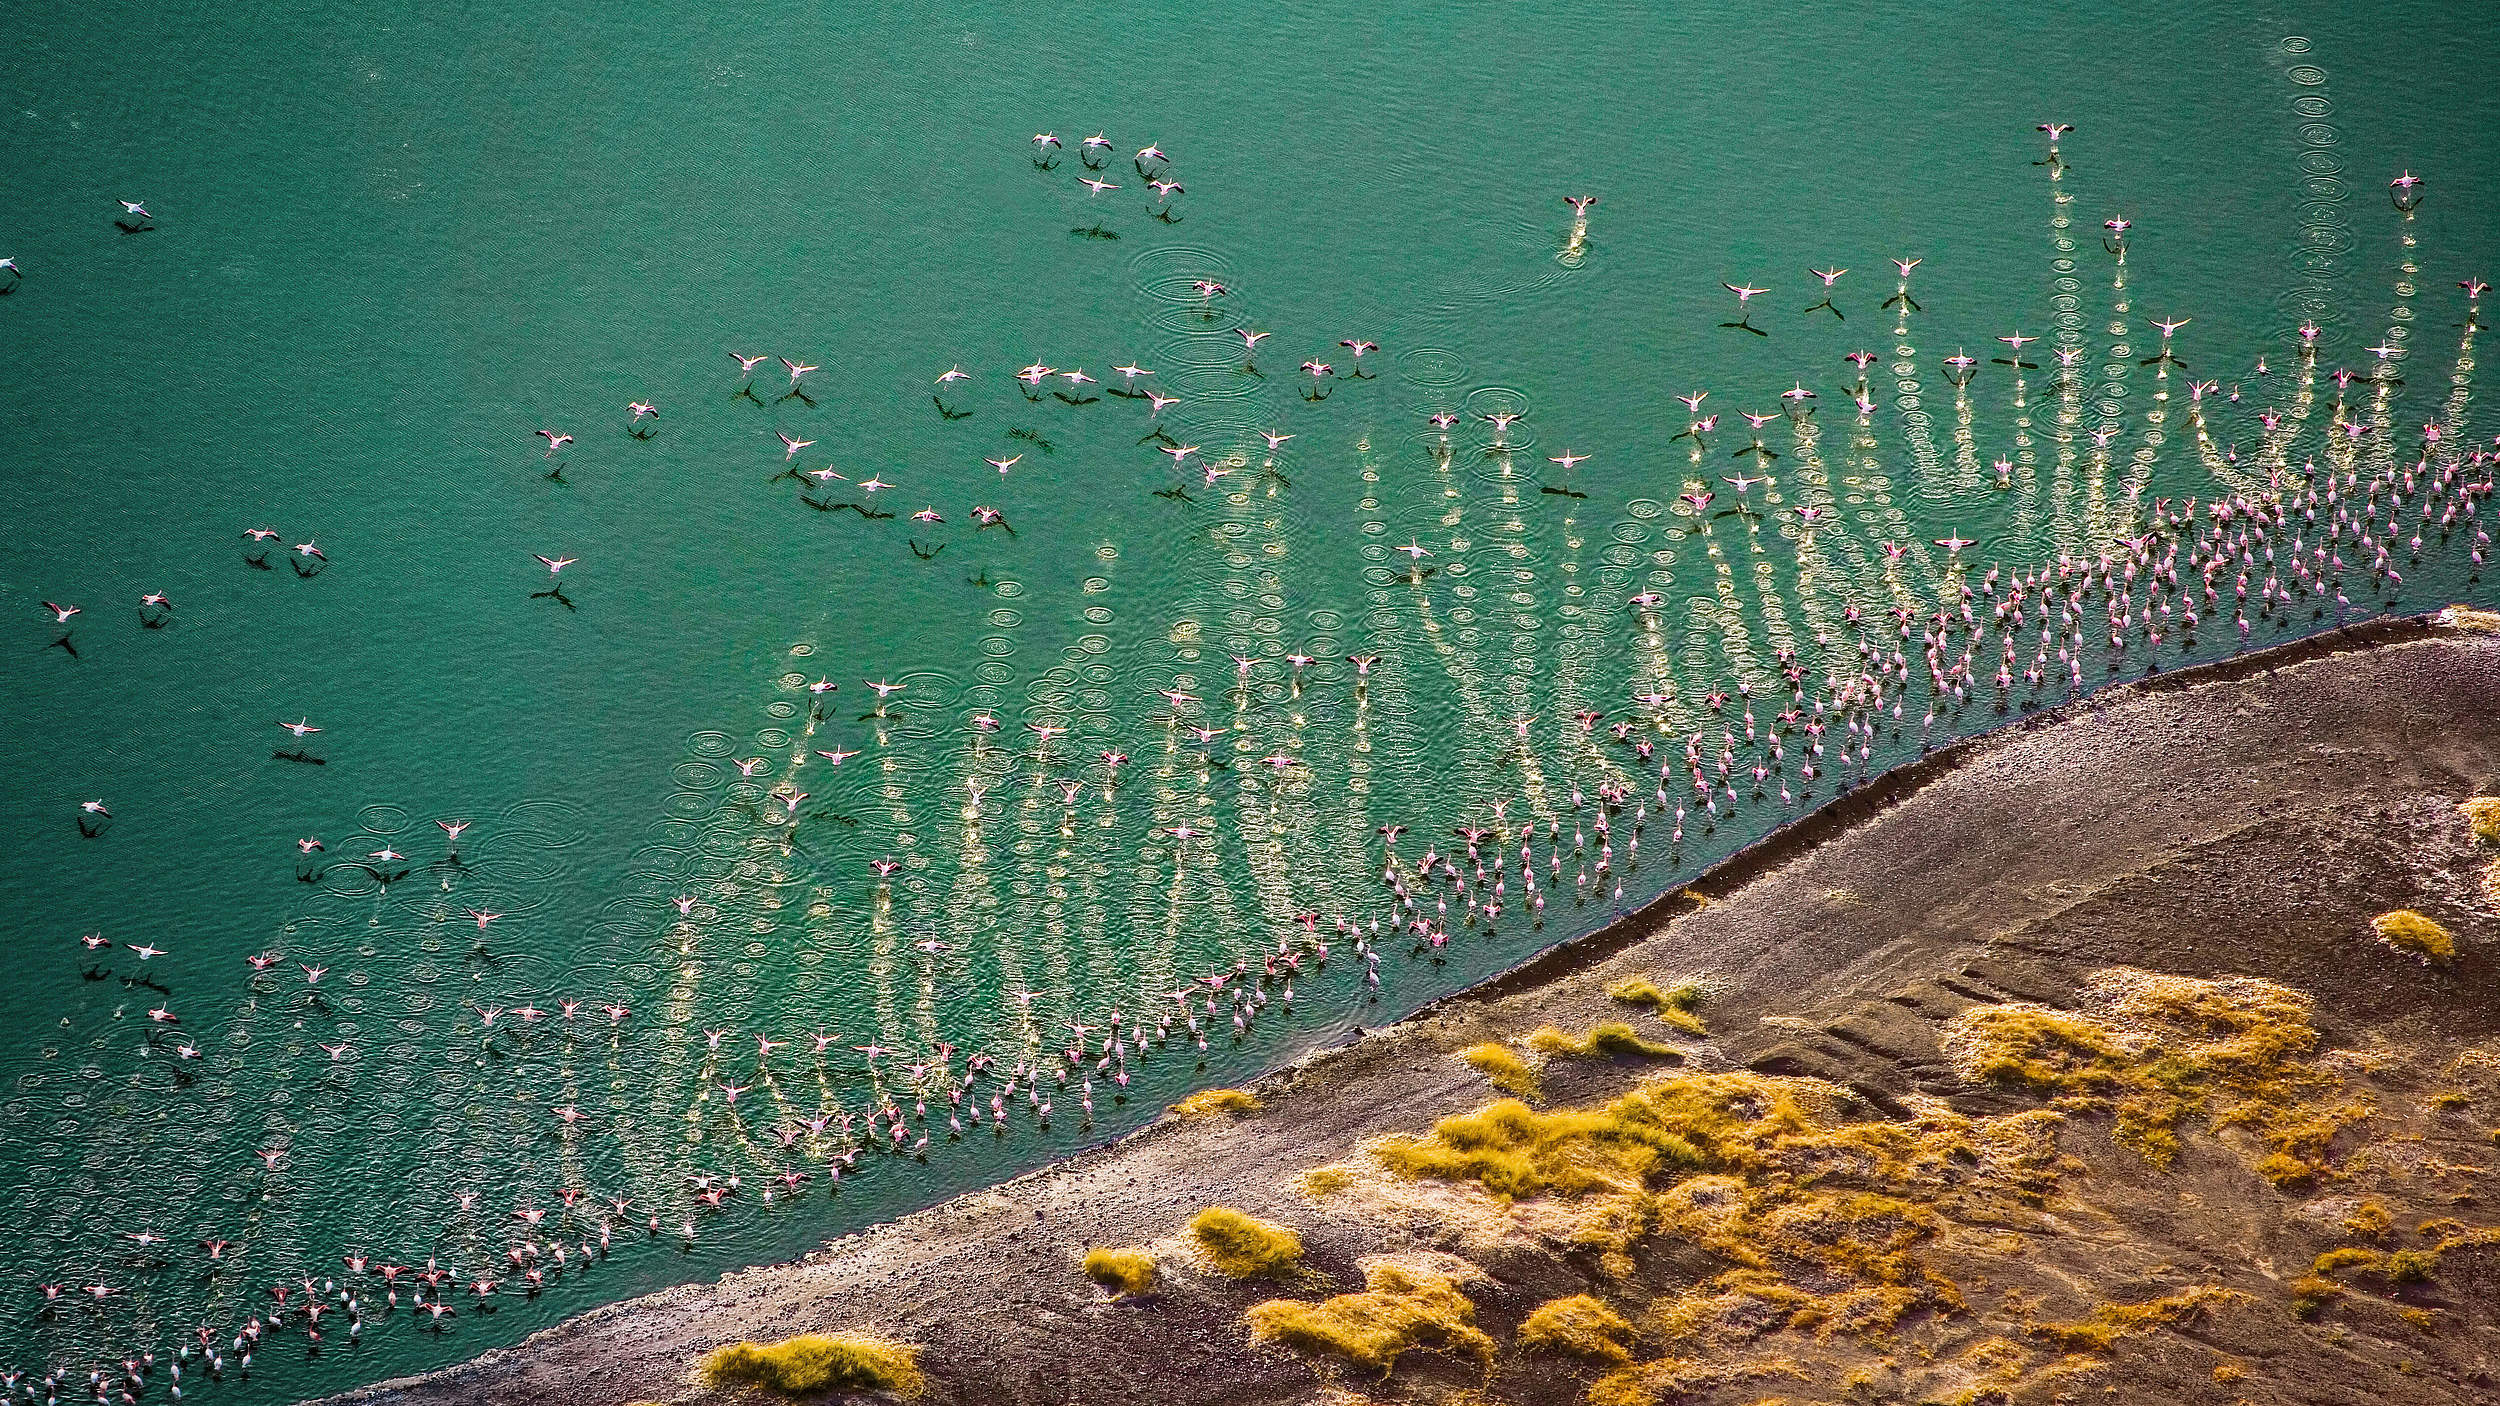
[909,540,944,560]
[1804,299,1844,320]
[1051,391,1100,405]
[1540,485,1589,499]
[1153,207,1183,224]
[50,634,79,659]
[733,384,764,405]
[244,551,272,570]
[933,396,974,421]
[776,387,817,407]
[272,749,328,765]
[1153,486,1195,502]
[1718,318,1769,337]
[532,586,576,611]
[116,220,155,235]
[291,556,328,578]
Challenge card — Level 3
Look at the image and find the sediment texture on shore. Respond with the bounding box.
[340,626,2500,1406]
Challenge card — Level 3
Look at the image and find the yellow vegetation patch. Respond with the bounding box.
[699,1334,924,1398]
[1460,1041,1538,1097]
[2462,796,2500,843]
[2442,605,2500,632]
[2373,909,2456,964]
[1189,1206,1303,1277]
[1171,1088,1262,1118]
[1940,968,2369,1184]
[1373,1069,2059,1346]
[1082,1247,1157,1297]
[1245,1260,1494,1373]
[1608,974,1710,1035]
[2344,1199,2393,1239]
[1527,1021,1684,1062]
[1586,1355,1804,1406]
[1518,1294,1635,1363]
[2025,1284,2247,1352]
[1298,1164,1354,1197]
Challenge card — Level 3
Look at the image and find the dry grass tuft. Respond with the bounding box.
[1245,1260,1494,1372]
[1460,1041,1539,1097]
[1170,1088,1262,1118]
[2461,796,2500,843]
[2440,604,2500,632]
[1940,968,2369,1184]
[1527,1021,1684,1062]
[1298,1164,1354,1197]
[2025,1284,2247,1352]
[1608,974,1710,1035]
[1188,1206,1303,1277]
[1518,1293,1635,1363]
[1082,1247,1157,1297]
[1586,1355,1805,1406]
[1374,1069,2058,1341]
[699,1333,924,1397]
[2372,909,2457,964]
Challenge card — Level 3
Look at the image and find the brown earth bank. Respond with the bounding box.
[331,622,2500,1406]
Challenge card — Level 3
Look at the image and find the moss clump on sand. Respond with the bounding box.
[2441,604,2500,632]
[699,1333,923,1397]
[2373,909,2456,964]
[1608,974,1709,1034]
[1519,1293,1635,1363]
[2025,1284,2246,1352]
[1189,1206,1303,1277]
[2461,796,2500,843]
[1170,1087,1261,1118]
[1941,969,2369,1183]
[1460,1041,1539,1097]
[1527,1021,1683,1062]
[1082,1247,1157,1297]
[1246,1260,1495,1372]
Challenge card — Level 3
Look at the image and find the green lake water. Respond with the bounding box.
[3,1,2497,1396]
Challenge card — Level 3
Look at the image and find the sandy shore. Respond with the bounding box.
[332,618,2500,1406]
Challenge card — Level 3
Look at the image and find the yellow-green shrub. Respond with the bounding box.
[1082,1247,1157,1297]
[1518,1293,1634,1362]
[2373,909,2457,964]
[1246,1262,1493,1371]
[1189,1206,1302,1277]
[1460,1041,1538,1096]
[1170,1088,1261,1118]
[699,1334,923,1397]
[1608,975,1708,1034]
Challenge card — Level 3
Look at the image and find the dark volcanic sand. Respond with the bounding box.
[334,621,2500,1406]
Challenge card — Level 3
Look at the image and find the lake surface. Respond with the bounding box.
[3,1,2496,1396]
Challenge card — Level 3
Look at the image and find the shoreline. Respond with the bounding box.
[333,612,2500,1406]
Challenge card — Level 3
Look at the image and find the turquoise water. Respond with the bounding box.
[3,1,2497,1396]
